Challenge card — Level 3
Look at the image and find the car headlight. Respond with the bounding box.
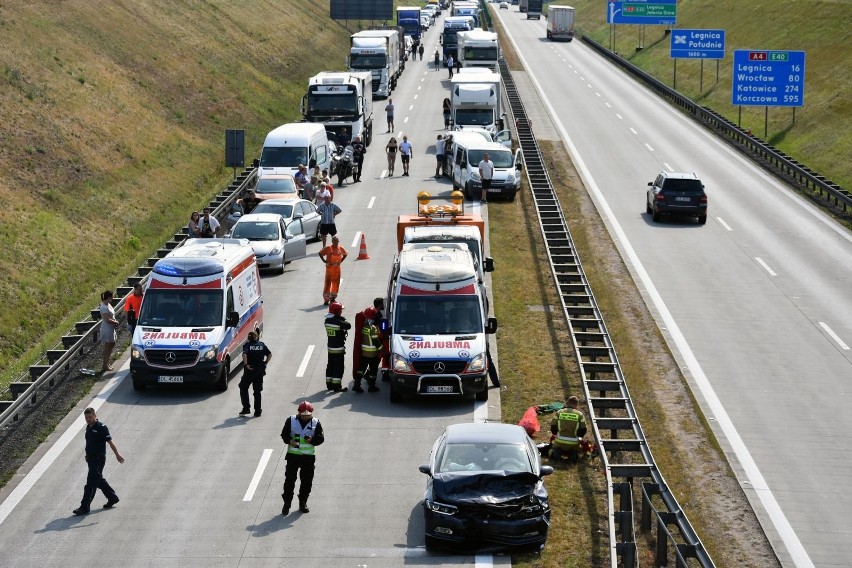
[470,171,481,181]
[131,348,143,360]
[467,352,485,372]
[201,347,218,361]
[425,500,458,516]
[392,353,413,373]
[506,174,515,184]
[270,246,282,256]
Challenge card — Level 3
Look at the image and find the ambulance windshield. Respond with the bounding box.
[394,297,481,335]
[138,289,224,328]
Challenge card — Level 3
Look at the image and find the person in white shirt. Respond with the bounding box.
[200,207,220,237]
[478,152,494,203]
[435,135,445,178]
[399,135,413,176]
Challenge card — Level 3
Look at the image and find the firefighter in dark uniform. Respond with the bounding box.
[324,301,351,392]
[239,330,272,417]
[74,407,124,515]
[280,401,325,515]
[549,396,587,463]
[356,307,381,393]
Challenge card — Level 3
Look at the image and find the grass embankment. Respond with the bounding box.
[571,0,852,191]
[0,1,353,390]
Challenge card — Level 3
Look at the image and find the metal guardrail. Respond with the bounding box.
[499,57,716,567]
[0,168,257,431]
[581,36,852,214]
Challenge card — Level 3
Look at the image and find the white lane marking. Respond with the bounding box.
[243,449,273,502]
[717,217,733,231]
[644,143,655,152]
[475,554,494,568]
[296,345,314,377]
[615,113,623,120]
[629,128,638,135]
[421,77,425,82]
[605,102,611,108]
[818,322,850,350]
[664,162,674,171]
[367,196,376,209]
[380,169,388,179]
[351,231,362,248]
[414,94,419,100]
[0,363,127,525]
[404,117,409,123]
[418,85,422,91]
[500,26,817,568]
[409,105,414,111]
[755,257,777,277]
[595,91,601,97]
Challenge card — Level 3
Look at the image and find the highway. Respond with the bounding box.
[492,7,852,568]
[0,22,512,568]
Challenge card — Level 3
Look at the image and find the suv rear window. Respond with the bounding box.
[663,178,703,193]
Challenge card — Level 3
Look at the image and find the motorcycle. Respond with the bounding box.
[331,144,355,186]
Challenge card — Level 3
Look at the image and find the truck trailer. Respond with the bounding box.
[547,5,575,41]
[397,6,422,44]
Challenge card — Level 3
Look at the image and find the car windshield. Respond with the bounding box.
[664,178,703,193]
[259,146,307,169]
[439,442,532,473]
[455,108,493,126]
[252,203,295,219]
[255,178,296,195]
[137,289,224,328]
[232,221,280,241]
[394,296,481,334]
[468,149,513,168]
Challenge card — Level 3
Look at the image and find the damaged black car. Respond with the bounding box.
[418,422,554,552]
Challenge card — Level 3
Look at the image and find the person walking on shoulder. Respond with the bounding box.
[318,235,348,305]
[99,291,119,373]
[478,151,494,203]
[280,401,325,515]
[73,408,124,515]
[324,301,351,392]
[385,99,395,132]
[316,194,342,247]
[399,135,413,176]
[239,330,271,417]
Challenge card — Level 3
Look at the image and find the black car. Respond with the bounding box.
[418,423,553,552]
[646,171,708,224]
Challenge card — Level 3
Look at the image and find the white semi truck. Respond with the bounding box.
[456,29,500,71]
[347,29,402,98]
[547,5,575,41]
[301,71,374,146]
[449,71,504,135]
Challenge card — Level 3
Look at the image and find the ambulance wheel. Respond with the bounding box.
[132,378,147,392]
[475,387,489,402]
[215,360,230,392]
[389,384,402,403]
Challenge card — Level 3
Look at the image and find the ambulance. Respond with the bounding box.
[385,242,497,403]
[129,238,263,392]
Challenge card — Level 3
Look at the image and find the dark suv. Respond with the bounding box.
[646,171,707,224]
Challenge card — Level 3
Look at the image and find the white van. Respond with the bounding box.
[129,239,263,392]
[449,132,523,201]
[258,122,333,179]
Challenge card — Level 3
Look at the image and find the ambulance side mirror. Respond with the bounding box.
[486,317,498,334]
[483,257,494,272]
[226,311,239,328]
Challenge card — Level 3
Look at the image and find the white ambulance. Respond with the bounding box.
[129,239,263,392]
[385,243,497,403]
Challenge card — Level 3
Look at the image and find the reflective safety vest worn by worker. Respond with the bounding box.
[324,314,350,354]
[361,322,380,358]
[287,416,319,456]
[553,409,586,450]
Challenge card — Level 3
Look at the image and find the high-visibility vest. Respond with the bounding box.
[325,315,349,353]
[361,323,380,357]
[286,416,318,456]
[553,409,585,449]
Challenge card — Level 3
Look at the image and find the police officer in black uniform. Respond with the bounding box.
[239,330,272,417]
[351,135,366,183]
[74,407,124,515]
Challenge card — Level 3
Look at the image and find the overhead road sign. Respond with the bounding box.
[670,29,725,59]
[732,50,806,107]
[607,0,677,26]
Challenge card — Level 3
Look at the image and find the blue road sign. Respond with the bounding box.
[607,0,677,26]
[732,50,806,107]
[670,29,725,59]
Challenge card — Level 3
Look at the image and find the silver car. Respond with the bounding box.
[228,213,307,274]
[251,198,323,242]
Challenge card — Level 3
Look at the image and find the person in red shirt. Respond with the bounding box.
[123,283,144,334]
[318,236,347,305]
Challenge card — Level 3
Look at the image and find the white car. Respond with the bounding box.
[228,213,307,274]
[499,1,509,9]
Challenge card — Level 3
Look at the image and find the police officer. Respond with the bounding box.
[280,401,325,515]
[351,135,366,183]
[325,301,351,392]
[73,407,124,515]
[356,307,381,393]
[549,396,587,463]
[239,330,271,417]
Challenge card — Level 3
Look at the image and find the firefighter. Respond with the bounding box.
[549,396,587,463]
[356,307,381,393]
[318,235,347,305]
[324,301,351,392]
[280,401,325,515]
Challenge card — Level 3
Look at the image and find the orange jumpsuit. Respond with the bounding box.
[319,244,347,303]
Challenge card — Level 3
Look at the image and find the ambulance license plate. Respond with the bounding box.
[426,385,455,393]
[158,376,184,383]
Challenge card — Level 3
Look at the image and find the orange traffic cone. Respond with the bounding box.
[357,233,370,260]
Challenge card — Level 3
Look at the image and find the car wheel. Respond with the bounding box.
[464,182,473,201]
[698,214,707,225]
[132,378,147,392]
[389,384,402,403]
[509,191,516,202]
[646,200,652,214]
[475,387,489,401]
[278,261,285,274]
[652,209,661,222]
[215,359,229,392]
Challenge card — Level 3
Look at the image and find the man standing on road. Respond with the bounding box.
[318,235,348,305]
[385,99,395,132]
[324,301,351,392]
[399,135,413,176]
[73,408,124,515]
[351,135,366,182]
[549,396,587,463]
[435,135,445,178]
[418,43,425,61]
[356,307,381,393]
[446,55,454,78]
[478,152,494,203]
[124,283,144,335]
[239,331,271,417]
[280,401,325,515]
[316,194,342,247]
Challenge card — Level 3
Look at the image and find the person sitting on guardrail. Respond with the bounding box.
[549,396,587,463]
[200,207,220,238]
[188,211,202,238]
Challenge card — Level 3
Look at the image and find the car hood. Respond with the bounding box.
[432,471,540,504]
[248,240,280,256]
